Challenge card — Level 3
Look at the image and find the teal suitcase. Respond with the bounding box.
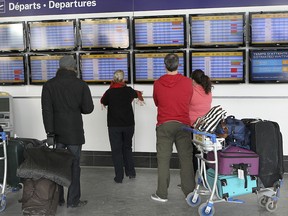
[206,168,258,199]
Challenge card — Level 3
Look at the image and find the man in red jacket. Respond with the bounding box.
[151,53,195,202]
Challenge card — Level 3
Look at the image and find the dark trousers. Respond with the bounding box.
[108,126,136,182]
[56,143,82,206]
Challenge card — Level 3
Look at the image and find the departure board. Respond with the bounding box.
[28,20,76,51]
[79,52,130,84]
[190,13,245,47]
[29,54,75,84]
[0,55,26,85]
[133,51,186,83]
[79,17,129,49]
[249,49,288,83]
[133,15,186,49]
[0,22,25,52]
[190,51,245,83]
[250,12,288,46]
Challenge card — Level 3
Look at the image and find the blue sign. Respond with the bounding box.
[0,0,287,17]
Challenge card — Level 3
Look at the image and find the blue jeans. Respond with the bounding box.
[56,143,82,206]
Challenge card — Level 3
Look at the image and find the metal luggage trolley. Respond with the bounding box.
[0,132,7,212]
[184,127,283,215]
[184,127,226,216]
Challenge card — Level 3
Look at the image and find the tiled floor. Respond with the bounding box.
[2,167,287,216]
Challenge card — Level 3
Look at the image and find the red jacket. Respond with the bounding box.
[153,73,193,126]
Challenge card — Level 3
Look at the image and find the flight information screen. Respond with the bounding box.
[0,22,25,52]
[133,15,186,48]
[133,51,186,83]
[250,12,288,46]
[0,55,26,85]
[191,51,245,83]
[29,54,74,84]
[80,53,130,84]
[249,49,288,83]
[190,13,245,47]
[79,17,129,49]
[28,20,76,51]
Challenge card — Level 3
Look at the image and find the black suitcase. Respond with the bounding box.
[0,138,45,188]
[0,139,24,188]
[242,119,284,188]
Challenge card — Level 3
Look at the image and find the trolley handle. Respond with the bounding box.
[182,126,217,143]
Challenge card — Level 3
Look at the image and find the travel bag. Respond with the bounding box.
[20,178,59,216]
[242,119,284,188]
[206,168,258,199]
[206,145,259,176]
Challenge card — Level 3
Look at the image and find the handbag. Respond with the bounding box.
[17,146,74,187]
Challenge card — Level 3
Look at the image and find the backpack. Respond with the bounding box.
[20,178,59,216]
[215,115,251,149]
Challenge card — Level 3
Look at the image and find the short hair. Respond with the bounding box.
[164,53,179,72]
[113,70,125,82]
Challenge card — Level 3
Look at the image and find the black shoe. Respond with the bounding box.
[59,201,65,206]
[67,200,88,208]
[129,175,136,179]
[114,177,122,183]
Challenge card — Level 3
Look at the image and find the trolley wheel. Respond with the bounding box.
[265,200,277,212]
[198,203,215,216]
[186,192,201,207]
[0,195,7,213]
[258,196,268,208]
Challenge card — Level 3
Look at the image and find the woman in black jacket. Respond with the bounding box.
[101,70,144,183]
[41,55,94,208]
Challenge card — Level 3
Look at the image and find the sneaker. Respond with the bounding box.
[177,184,181,189]
[151,193,168,202]
[67,200,88,208]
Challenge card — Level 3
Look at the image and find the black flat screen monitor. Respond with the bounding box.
[0,55,26,85]
[28,53,76,84]
[190,50,245,83]
[133,51,186,83]
[79,52,130,84]
[133,15,186,49]
[249,49,288,83]
[28,19,77,51]
[79,17,130,50]
[190,13,245,48]
[250,12,288,46]
[0,22,26,52]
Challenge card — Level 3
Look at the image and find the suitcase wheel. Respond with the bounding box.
[186,191,201,207]
[198,202,215,216]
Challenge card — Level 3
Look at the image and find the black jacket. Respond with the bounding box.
[41,69,94,145]
[101,86,137,127]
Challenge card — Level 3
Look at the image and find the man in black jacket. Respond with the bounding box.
[41,55,94,208]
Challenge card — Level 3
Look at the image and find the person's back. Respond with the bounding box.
[151,53,194,203]
[153,73,193,125]
[189,69,212,126]
[41,55,94,208]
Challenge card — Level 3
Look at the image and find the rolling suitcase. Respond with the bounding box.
[242,119,284,188]
[0,138,45,188]
[206,168,258,199]
[206,145,259,175]
[0,139,24,188]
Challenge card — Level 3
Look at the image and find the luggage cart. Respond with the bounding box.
[184,128,228,216]
[0,132,7,212]
[184,127,283,215]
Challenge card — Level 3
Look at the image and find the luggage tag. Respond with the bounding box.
[238,169,244,180]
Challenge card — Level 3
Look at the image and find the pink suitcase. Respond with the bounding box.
[207,145,259,176]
